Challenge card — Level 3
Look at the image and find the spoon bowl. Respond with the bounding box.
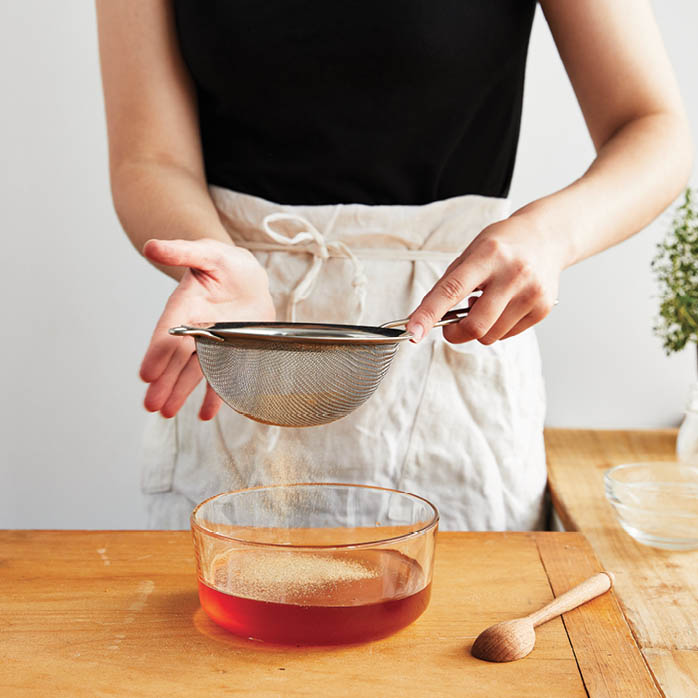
[471,618,535,662]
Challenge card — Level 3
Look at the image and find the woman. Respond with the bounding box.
[97,1,691,530]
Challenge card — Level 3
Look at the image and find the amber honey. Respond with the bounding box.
[198,548,430,644]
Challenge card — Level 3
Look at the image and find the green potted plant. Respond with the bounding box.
[652,187,698,460]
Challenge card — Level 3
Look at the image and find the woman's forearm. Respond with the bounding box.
[513,112,692,269]
[528,0,693,270]
[407,110,692,344]
[111,158,233,281]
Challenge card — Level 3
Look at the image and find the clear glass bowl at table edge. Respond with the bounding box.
[190,483,439,644]
[604,461,698,551]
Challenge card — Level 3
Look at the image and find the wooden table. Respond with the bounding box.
[0,530,653,697]
[546,429,698,698]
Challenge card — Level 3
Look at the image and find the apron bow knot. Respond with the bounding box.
[262,211,367,322]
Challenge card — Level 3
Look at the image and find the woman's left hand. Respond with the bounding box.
[406,214,564,345]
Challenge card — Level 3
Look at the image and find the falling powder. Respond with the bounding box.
[222,426,321,489]
[220,426,327,530]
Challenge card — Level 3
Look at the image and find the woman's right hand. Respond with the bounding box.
[140,238,275,421]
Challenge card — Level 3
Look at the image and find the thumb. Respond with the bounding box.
[143,238,224,272]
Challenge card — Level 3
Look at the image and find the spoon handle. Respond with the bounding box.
[527,572,615,628]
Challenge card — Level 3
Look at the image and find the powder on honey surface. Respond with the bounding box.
[210,549,380,605]
[207,547,424,607]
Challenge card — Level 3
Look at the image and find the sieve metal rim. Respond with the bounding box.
[170,322,413,345]
[190,482,440,550]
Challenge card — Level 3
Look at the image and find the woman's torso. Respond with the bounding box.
[142,190,548,531]
[173,0,536,205]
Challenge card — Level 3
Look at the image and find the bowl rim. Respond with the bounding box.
[606,497,698,519]
[604,461,698,487]
[190,482,440,549]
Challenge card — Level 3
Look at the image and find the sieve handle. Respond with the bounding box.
[169,326,226,342]
[381,306,470,331]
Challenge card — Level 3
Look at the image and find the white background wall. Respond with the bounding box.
[1,2,697,529]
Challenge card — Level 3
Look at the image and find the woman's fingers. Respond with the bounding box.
[477,284,546,344]
[441,280,513,344]
[140,338,174,383]
[407,262,486,342]
[160,353,204,418]
[140,322,182,382]
[199,383,223,421]
[476,300,533,344]
[501,306,549,340]
[142,336,223,420]
[140,291,194,382]
[143,238,224,273]
[143,340,195,412]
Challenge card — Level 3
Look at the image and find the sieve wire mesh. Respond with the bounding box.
[195,337,400,427]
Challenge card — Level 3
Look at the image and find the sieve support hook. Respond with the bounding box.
[169,326,226,342]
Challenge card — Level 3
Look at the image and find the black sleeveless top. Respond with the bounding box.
[173,1,536,205]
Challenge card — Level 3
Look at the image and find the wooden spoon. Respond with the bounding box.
[471,571,615,662]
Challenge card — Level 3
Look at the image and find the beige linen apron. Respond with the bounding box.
[141,187,547,531]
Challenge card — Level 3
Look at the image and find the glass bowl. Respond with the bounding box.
[604,462,698,550]
[191,483,439,644]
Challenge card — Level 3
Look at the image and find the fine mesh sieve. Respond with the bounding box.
[170,307,469,427]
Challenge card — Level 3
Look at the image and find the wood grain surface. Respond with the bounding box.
[0,530,647,697]
[536,533,657,697]
[545,428,698,698]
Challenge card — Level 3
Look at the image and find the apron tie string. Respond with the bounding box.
[262,210,368,322]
